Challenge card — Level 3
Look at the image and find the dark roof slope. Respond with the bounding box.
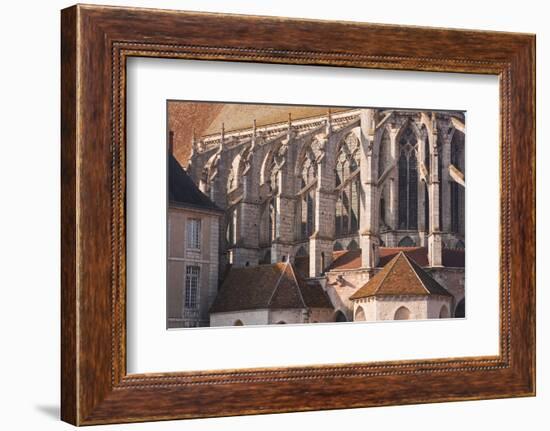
[210,262,333,313]
[168,153,222,212]
[293,255,309,279]
[349,252,452,300]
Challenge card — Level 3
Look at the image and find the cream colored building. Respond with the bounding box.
[167,151,224,328]
[349,252,453,321]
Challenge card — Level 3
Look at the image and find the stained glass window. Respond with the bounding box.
[398,125,419,230]
[450,130,465,234]
[334,133,361,236]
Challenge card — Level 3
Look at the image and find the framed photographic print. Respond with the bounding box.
[61,4,536,425]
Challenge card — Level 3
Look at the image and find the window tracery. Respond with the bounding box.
[450,130,465,234]
[398,125,419,230]
[335,133,361,236]
[298,144,318,239]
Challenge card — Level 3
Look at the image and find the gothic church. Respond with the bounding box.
[168,106,465,328]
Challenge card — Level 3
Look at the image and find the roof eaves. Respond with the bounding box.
[168,200,225,214]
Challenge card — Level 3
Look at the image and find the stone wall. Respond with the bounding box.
[210,309,269,327]
[428,267,465,315]
[353,295,453,321]
[210,307,334,326]
[268,309,306,325]
[188,108,466,276]
[325,269,373,320]
[426,296,453,319]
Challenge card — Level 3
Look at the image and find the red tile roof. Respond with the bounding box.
[349,252,452,300]
[210,262,333,313]
[379,247,429,266]
[327,249,362,271]
[328,246,464,271]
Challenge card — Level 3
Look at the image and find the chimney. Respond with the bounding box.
[168,130,174,155]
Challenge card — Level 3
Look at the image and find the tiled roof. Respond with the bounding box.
[349,252,452,300]
[328,246,465,271]
[293,255,309,279]
[168,153,223,212]
[210,262,333,314]
[328,249,362,271]
[379,247,429,266]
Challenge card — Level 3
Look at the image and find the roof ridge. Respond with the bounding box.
[401,252,432,295]
[267,261,300,307]
[350,251,403,300]
[401,252,431,294]
[372,252,402,295]
[287,262,307,308]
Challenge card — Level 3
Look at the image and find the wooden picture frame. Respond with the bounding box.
[61,4,536,425]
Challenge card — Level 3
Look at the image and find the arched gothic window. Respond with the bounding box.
[300,150,317,189]
[398,125,419,230]
[450,130,465,234]
[378,130,391,233]
[347,239,359,251]
[260,152,280,245]
[394,306,411,320]
[424,130,430,173]
[259,196,278,246]
[227,153,246,192]
[422,128,430,233]
[301,192,315,239]
[335,133,361,236]
[398,236,415,247]
[379,195,386,225]
[269,159,280,193]
[299,146,317,240]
